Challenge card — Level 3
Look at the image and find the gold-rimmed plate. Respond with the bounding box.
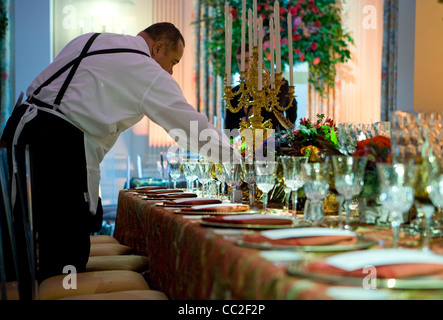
[236,236,377,252]
[287,263,443,290]
[200,219,311,230]
[175,210,260,215]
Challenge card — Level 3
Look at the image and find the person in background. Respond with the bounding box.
[224,44,298,132]
[1,22,239,283]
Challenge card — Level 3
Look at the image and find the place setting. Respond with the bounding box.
[286,248,443,290]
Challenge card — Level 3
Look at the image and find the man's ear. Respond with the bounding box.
[152,41,163,56]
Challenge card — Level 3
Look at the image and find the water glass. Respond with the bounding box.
[377,163,418,248]
[241,159,256,207]
[302,162,331,225]
[197,161,212,198]
[332,155,368,229]
[166,153,182,189]
[280,156,308,219]
[223,162,243,203]
[181,159,199,193]
[255,161,278,212]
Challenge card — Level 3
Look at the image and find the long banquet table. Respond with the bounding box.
[113,190,443,300]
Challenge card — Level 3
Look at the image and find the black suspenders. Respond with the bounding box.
[29,33,150,109]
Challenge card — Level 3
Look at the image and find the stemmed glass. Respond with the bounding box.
[255,161,278,213]
[241,159,256,207]
[197,161,211,198]
[428,174,443,240]
[377,163,418,248]
[166,153,182,189]
[280,156,308,220]
[332,155,368,229]
[223,162,243,203]
[214,163,227,200]
[302,162,331,225]
[181,159,199,193]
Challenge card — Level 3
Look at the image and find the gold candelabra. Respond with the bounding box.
[223,46,295,151]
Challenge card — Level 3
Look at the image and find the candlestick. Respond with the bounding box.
[227,13,232,86]
[253,0,257,47]
[274,1,281,74]
[225,2,230,85]
[288,12,293,87]
[241,0,246,72]
[248,9,253,56]
[269,18,275,89]
[258,16,263,91]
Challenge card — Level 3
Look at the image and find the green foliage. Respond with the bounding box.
[196,0,353,97]
[0,0,8,40]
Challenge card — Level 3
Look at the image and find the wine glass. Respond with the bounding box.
[280,156,308,220]
[166,153,182,189]
[428,174,443,239]
[255,161,278,213]
[377,163,418,248]
[181,159,199,193]
[240,159,256,207]
[197,161,211,198]
[332,155,368,229]
[302,162,331,225]
[214,163,227,200]
[223,162,243,203]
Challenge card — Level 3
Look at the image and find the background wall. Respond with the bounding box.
[414,0,443,113]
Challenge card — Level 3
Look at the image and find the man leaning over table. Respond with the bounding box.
[0,22,240,283]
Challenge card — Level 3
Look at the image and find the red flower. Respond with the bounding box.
[289,6,299,16]
[300,118,310,125]
[313,57,321,65]
[293,33,302,42]
[314,20,321,28]
[372,135,391,149]
[310,42,318,50]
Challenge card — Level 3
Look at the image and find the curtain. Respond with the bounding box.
[0,0,11,135]
[307,0,384,125]
[380,0,398,121]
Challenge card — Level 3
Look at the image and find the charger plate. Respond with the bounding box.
[175,210,260,215]
[287,262,443,290]
[200,219,311,230]
[236,235,377,252]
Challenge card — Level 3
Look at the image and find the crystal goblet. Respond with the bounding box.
[377,163,418,248]
[332,155,368,229]
[255,161,278,213]
[280,156,308,220]
[302,162,331,225]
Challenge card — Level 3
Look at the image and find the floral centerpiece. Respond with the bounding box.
[197,0,353,97]
[352,135,392,203]
[265,113,341,160]
[261,114,342,209]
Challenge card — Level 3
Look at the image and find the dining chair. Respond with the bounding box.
[9,145,166,300]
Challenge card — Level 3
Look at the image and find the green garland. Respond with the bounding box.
[0,0,7,39]
[196,0,353,97]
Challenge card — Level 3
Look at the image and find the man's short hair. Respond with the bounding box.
[236,43,250,55]
[142,22,185,50]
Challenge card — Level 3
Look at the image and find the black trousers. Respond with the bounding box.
[1,104,103,286]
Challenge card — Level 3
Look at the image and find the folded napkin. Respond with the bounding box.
[129,186,167,192]
[144,189,184,195]
[202,214,293,226]
[242,228,357,246]
[148,192,197,199]
[306,248,443,279]
[163,198,223,206]
[180,204,250,213]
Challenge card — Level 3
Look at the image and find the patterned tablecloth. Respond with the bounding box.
[113,190,443,300]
